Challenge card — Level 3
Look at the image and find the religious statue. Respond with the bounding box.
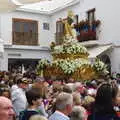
[60,10,77,40]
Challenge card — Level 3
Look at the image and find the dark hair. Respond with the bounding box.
[16,77,23,84]
[94,82,118,115]
[0,85,11,99]
[26,88,42,105]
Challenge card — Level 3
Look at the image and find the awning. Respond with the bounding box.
[88,44,112,59]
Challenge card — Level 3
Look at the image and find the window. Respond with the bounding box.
[74,15,78,25]
[87,8,96,24]
[56,20,64,44]
[43,23,49,30]
[12,18,38,45]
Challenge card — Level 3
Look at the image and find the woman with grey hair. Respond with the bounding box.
[70,106,87,120]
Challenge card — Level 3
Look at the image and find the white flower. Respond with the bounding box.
[53,45,64,54]
[93,59,109,74]
[52,58,91,75]
[52,37,89,55]
[37,59,49,69]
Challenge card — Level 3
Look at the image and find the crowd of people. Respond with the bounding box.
[0,71,120,120]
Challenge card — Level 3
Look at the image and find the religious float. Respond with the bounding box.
[37,11,108,81]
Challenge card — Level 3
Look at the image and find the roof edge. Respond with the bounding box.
[16,0,80,15]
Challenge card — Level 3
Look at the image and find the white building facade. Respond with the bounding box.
[0,11,52,71]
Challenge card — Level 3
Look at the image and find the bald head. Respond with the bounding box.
[0,97,12,108]
[0,96,11,104]
[0,97,15,120]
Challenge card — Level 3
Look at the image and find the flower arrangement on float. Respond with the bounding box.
[51,36,89,60]
[51,58,91,75]
[93,59,109,75]
[37,59,50,76]
[52,43,88,54]
[37,58,108,80]
[37,59,49,69]
[37,36,108,81]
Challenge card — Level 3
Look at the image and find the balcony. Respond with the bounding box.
[74,19,101,42]
[77,30,96,42]
[55,20,100,44]
[12,31,38,46]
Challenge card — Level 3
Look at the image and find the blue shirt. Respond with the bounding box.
[49,111,70,120]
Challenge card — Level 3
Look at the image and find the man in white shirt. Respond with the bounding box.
[11,77,29,117]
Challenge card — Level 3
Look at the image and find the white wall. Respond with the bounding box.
[111,47,120,73]
[0,11,53,70]
[0,11,52,47]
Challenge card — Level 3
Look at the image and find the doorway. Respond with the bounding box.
[8,58,39,73]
